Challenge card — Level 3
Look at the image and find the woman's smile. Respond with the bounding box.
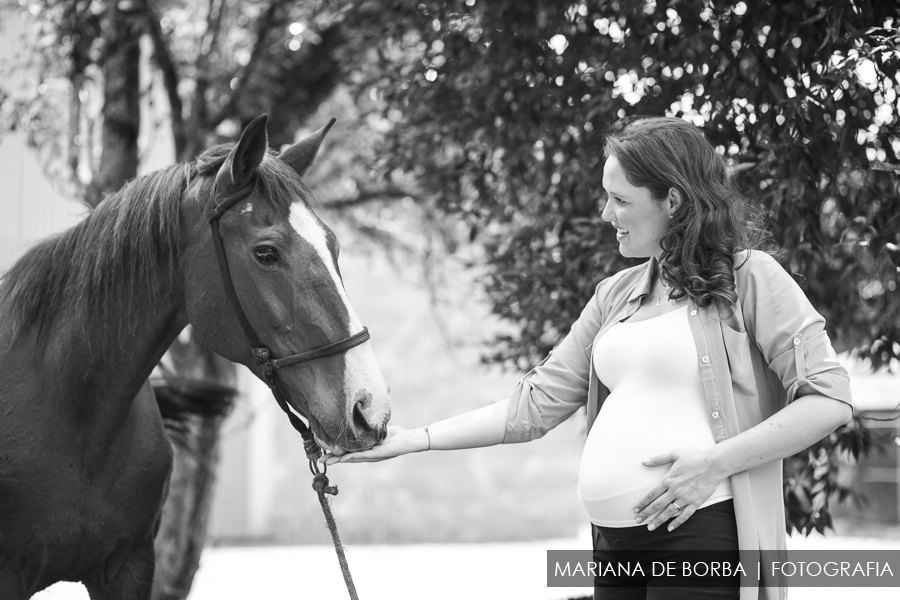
[601,155,674,258]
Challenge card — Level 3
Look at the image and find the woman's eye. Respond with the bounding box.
[253,246,279,264]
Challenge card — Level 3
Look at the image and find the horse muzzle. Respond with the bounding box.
[311,404,389,454]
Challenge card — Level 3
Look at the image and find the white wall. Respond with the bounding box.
[0,131,85,272]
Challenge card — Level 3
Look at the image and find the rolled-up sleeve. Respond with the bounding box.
[739,251,853,408]
[503,280,607,443]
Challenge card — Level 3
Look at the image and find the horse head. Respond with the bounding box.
[181,115,391,452]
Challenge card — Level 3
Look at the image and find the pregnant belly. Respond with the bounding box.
[577,416,676,504]
[577,386,728,526]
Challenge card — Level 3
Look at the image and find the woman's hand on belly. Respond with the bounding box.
[632,447,726,532]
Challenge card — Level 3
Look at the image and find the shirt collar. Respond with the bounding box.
[627,256,658,304]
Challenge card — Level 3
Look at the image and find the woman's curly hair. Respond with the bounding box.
[604,117,774,311]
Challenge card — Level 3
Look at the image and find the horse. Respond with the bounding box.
[0,115,391,599]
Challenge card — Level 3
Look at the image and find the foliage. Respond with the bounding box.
[784,412,890,535]
[1,0,362,178]
[351,0,900,533]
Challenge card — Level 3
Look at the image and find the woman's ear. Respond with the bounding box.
[667,188,683,217]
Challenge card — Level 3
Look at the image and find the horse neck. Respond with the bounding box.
[34,266,187,414]
[51,166,192,402]
[11,276,185,466]
[82,278,187,394]
[34,198,191,429]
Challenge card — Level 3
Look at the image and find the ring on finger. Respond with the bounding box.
[672,501,682,512]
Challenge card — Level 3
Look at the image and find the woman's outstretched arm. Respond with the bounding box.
[325,276,615,465]
[323,398,511,464]
[323,296,600,465]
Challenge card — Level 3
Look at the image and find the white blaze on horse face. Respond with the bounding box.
[287,203,388,416]
[288,203,363,332]
[240,202,253,215]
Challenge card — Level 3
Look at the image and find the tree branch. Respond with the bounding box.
[137,0,186,159]
[323,182,420,210]
[199,0,226,59]
[208,0,293,130]
[87,0,142,208]
[63,0,93,199]
[66,72,85,199]
[181,0,231,158]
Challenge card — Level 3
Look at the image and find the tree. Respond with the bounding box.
[348,0,900,534]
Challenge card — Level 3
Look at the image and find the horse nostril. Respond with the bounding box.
[354,388,373,411]
[352,390,375,433]
[352,402,368,432]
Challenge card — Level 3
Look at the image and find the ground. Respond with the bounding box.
[34,526,900,600]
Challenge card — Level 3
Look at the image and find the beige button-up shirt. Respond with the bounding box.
[504,250,853,599]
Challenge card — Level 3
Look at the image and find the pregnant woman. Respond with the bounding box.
[326,117,853,600]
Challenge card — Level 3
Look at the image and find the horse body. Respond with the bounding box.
[0,116,390,598]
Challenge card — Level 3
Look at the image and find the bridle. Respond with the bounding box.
[207,181,371,462]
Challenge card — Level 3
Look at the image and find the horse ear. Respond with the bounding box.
[278,118,336,178]
[217,114,269,190]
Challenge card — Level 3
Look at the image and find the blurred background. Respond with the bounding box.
[1,1,899,599]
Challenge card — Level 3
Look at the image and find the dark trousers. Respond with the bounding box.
[592,500,741,600]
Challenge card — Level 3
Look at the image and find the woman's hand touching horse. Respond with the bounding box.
[323,398,511,466]
[323,426,428,465]
[632,448,727,532]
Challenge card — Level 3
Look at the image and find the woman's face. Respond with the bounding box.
[600,155,674,259]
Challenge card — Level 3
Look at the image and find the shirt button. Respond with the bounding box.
[700,355,710,364]
[690,309,698,317]
[793,337,801,346]
[711,411,720,419]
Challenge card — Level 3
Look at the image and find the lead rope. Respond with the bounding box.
[271,380,361,600]
[309,456,359,600]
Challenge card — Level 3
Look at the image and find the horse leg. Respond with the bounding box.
[84,538,155,600]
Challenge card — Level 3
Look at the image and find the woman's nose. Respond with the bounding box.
[599,198,613,222]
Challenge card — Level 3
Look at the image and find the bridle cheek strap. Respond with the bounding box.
[207,183,371,460]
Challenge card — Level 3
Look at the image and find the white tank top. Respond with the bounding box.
[578,305,733,527]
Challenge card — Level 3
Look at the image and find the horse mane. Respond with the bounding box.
[0,143,314,344]
[0,163,189,342]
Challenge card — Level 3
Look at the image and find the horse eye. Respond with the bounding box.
[253,246,279,264]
